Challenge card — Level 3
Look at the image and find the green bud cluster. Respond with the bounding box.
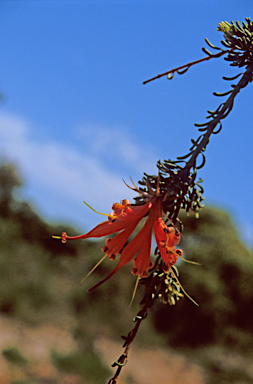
[218,18,253,68]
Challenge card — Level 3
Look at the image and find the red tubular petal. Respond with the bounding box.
[129,200,163,276]
[87,230,148,291]
[88,198,162,291]
[156,242,177,266]
[154,216,181,267]
[153,218,175,243]
[103,221,140,259]
[119,199,161,270]
[131,227,152,277]
[65,201,153,241]
[173,233,181,245]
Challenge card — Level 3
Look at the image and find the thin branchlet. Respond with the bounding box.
[140,18,253,223]
[107,258,183,383]
[143,49,230,84]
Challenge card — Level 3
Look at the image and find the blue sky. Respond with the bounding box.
[0,1,252,246]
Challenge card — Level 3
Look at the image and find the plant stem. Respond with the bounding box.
[182,62,253,174]
[107,275,158,384]
[143,50,229,84]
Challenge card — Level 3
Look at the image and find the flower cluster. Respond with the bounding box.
[57,191,183,292]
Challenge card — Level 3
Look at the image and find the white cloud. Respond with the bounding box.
[75,123,158,174]
[0,112,158,227]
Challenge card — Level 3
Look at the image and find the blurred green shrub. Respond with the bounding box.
[2,346,27,366]
[153,207,253,350]
[0,160,80,322]
[51,329,111,384]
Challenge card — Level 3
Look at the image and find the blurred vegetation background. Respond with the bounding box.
[0,159,253,384]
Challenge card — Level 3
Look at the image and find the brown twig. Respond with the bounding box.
[180,61,253,173]
[143,50,229,84]
[107,306,148,384]
[107,272,158,384]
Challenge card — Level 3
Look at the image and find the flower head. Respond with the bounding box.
[54,180,183,292]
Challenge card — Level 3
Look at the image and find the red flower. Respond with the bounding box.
[56,194,183,292]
